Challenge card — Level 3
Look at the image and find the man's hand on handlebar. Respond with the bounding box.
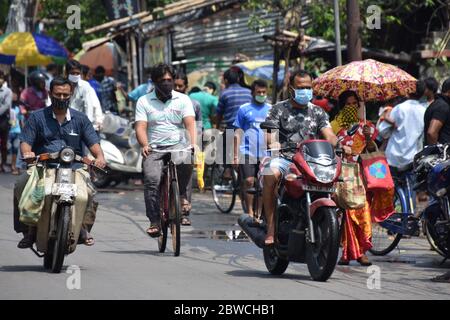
[93,156,107,169]
[23,151,36,159]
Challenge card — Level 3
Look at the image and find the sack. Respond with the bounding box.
[336,162,366,209]
[360,148,394,192]
[195,151,205,191]
[19,166,46,225]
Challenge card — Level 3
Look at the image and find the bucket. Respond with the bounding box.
[102,113,129,136]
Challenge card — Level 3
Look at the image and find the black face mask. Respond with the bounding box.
[51,96,70,110]
[155,82,173,101]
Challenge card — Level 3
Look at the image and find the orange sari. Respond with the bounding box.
[336,121,395,261]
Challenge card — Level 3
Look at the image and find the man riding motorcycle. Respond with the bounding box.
[13,77,106,248]
[262,69,338,246]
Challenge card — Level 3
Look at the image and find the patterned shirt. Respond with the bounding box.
[98,77,117,112]
[265,100,331,157]
[216,84,252,128]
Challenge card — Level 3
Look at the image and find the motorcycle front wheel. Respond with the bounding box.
[306,207,339,282]
[51,205,71,273]
[263,245,289,275]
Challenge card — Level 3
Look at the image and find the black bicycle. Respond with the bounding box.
[152,146,192,256]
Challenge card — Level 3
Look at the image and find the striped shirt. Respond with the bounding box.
[216,84,252,128]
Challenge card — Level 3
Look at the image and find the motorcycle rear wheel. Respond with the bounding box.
[424,219,448,257]
[306,207,339,282]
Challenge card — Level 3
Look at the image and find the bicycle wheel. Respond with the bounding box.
[170,180,181,256]
[211,164,236,213]
[158,177,168,253]
[370,188,404,256]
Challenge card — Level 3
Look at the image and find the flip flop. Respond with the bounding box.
[146,224,161,238]
[431,273,450,283]
[78,228,95,246]
[181,216,191,226]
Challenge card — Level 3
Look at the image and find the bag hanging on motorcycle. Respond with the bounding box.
[19,166,46,225]
[359,149,394,192]
[336,162,366,209]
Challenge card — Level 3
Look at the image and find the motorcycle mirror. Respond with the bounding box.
[260,121,278,130]
[347,124,359,137]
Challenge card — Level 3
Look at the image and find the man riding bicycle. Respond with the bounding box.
[135,64,196,237]
[262,70,338,246]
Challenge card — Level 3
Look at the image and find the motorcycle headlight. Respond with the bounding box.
[308,162,336,183]
[60,148,75,163]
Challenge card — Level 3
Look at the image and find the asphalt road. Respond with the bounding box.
[1,173,450,300]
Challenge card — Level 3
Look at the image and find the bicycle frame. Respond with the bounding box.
[378,172,417,236]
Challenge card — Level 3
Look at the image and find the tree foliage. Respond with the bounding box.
[37,0,108,52]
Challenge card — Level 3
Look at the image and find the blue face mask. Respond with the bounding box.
[293,88,313,105]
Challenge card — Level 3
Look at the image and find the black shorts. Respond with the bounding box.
[238,156,259,179]
[239,164,259,179]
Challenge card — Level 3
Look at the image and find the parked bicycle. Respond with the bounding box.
[370,144,450,257]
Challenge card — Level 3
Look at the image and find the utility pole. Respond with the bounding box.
[334,0,342,66]
[346,0,362,61]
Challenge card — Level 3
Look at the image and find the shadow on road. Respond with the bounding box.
[0,265,47,273]
[225,269,312,281]
[101,250,177,257]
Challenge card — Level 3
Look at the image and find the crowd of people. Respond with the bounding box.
[3,57,450,279]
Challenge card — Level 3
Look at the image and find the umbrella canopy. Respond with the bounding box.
[312,59,416,101]
[236,60,286,86]
[0,32,68,66]
[78,42,115,76]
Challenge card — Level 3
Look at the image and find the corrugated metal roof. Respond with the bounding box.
[173,9,310,66]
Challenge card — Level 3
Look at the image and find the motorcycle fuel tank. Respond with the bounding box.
[427,159,450,196]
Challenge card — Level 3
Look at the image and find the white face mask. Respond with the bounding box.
[68,74,81,83]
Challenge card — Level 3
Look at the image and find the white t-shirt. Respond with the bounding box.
[70,79,104,131]
[135,89,195,146]
[385,99,426,169]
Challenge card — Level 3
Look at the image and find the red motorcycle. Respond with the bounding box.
[239,121,342,281]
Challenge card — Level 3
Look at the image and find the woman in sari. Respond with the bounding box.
[332,90,394,266]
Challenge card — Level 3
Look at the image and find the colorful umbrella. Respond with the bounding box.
[0,32,68,66]
[312,59,416,101]
[235,60,286,86]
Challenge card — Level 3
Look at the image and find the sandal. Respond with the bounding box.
[181,199,192,214]
[17,234,34,249]
[78,228,95,246]
[146,224,161,238]
[431,272,450,283]
[181,216,191,226]
[11,169,19,175]
[264,235,274,246]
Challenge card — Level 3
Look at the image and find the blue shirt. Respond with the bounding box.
[10,106,23,134]
[217,84,252,128]
[19,106,100,157]
[88,79,102,101]
[233,101,271,159]
[128,81,153,102]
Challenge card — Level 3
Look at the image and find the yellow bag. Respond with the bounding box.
[336,162,366,210]
[195,151,205,191]
[19,166,46,225]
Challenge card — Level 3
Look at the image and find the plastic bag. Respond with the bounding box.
[19,166,46,225]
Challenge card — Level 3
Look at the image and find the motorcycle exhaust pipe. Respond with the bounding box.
[237,214,266,249]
